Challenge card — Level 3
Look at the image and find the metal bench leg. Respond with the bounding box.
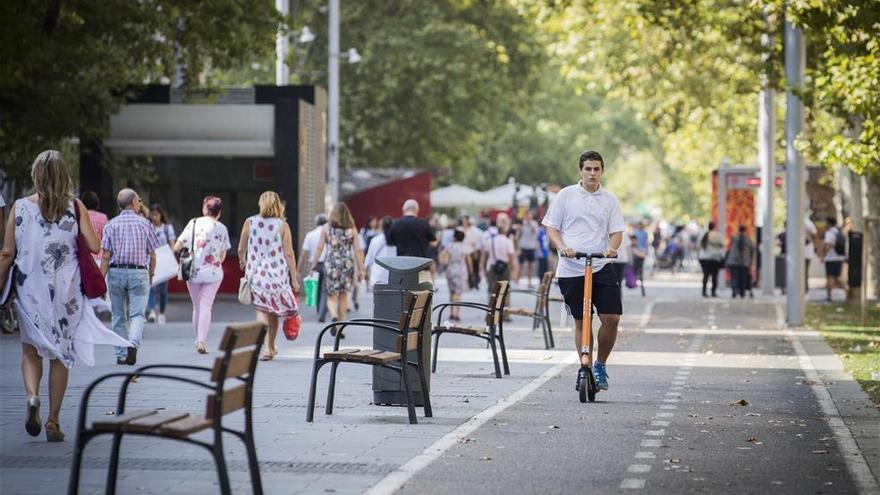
[326,362,341,415]
[400,365,418,424]
[497,333,510,375]
[68,432,94,495]
[212,437,232,495]
[306,360,328,422]
[243,411,263,494]
[414,362,432,418]
[539,315,550,349]
[545,316,555,349]
[487,337,502,379]
[105,431,123,495]
[431,332,441,373]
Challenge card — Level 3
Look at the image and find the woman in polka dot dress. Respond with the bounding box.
[238,191,300,360]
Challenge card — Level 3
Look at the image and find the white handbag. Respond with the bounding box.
[238,277,252,305]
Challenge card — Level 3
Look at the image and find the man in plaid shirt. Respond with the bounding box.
[100,189,160,365]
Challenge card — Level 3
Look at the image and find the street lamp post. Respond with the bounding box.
[784,20,806,326]
[276,0,290,86]
[327,0,340,205]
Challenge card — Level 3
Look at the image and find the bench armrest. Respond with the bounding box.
[313,320,401,356]
[432,302,491,325]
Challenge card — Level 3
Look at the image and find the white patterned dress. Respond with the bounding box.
[245,216,298,318]
[13,199,130,368]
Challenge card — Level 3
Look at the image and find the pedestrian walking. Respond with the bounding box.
[536,224,551,279]
[80,191,107,266]
[309,202,364,328]
[823,217,848,301]
[100,188,161,365]
[462,215,483,289]
[301,214,329,322]
[147,204,175,324]
[387,199,436,258]
[445,229,472,321]
[481,218,516,307]
[238,192,300,360]
[0,150,130,442]
[698,221,725,297]
[543,150,625,391]
[725,225,754,298]
[173,197,229,354]
[517,210,539,287]
[364,216,396,289]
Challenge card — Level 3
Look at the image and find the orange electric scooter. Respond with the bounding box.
[575,252,607,402]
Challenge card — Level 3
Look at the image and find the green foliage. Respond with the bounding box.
[0,0,279,180]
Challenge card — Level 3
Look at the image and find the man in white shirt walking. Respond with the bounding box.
[301,214,329,322]
[823,217,847,302]
[542,150,626,392]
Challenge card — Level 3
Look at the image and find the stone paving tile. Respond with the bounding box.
[0,285,574,494]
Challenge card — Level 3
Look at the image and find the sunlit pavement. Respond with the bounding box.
[1,269,877,494]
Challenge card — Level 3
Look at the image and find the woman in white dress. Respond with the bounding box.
[237,191,300,360]
[0,150,130,442]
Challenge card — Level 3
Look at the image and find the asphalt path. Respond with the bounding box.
[393,289,872,494]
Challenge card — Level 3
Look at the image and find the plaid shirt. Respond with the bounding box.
[102,210,161,267]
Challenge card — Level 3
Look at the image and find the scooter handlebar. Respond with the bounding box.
[574,252,607,259]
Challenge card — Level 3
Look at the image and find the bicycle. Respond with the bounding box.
[574,251,607,402]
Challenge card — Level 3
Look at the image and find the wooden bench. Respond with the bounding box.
[306,290,433,425]
[506,271,556,349]
[431,281,510,378]
[68,322,268,495]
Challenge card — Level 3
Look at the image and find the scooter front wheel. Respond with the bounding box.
[578,373,588,403]
[587,371,597,402]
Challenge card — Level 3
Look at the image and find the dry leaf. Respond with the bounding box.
[549,425,560,429]
[746,436,759,443]
[104,410,116,416]
[812,450,829,455]
[458,437,476,444]
[745,413,761,417]
[730,399,749,406]
[480,456,493,461]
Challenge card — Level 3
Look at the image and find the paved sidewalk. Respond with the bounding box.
[1,272,876,494]
[0,278,603,494]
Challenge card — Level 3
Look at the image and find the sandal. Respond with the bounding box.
[25,396,41,437]
[45,419,65,442]
[195,341,208,354]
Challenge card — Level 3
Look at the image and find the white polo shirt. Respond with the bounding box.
[541,183,626,277]
[302,225,327,264]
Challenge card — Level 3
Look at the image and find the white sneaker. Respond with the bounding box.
[147,311,157,323]
[157,314,166,325]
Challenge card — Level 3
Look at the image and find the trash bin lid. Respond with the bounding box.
[376,256,433,273]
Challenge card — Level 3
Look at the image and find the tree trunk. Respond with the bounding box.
[863,174,880,302]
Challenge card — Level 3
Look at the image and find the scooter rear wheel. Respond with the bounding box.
[587,371,597,402]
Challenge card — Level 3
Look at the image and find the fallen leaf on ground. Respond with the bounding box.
[480,456,493,461]
[104,410,115,416]
[458,437,476,444]
[549,425,560,429]
[730,399,749,406]
[745,413,761,417]
[812,450,829,454]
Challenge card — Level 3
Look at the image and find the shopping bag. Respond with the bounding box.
[624,265,638,289]
[152,244,179,287]
[283,314,301,340]
[303,273,319,307]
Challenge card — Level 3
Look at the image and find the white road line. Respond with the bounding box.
[651,420,670,427]
[620,478,646,489]
[784,325,880,495]
[640,439,662,448]
[644,430,665,436]
[628,464,652,474]
[634,451,656,459]
[655,412,674,418]
[363,354,578,495]
[659,404,677,410]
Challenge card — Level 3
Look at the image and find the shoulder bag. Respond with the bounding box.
[74,202,108,298]
[489,235,508,276]
[179,218,197,281]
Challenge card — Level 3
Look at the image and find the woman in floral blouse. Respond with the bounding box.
[174,196,230,354]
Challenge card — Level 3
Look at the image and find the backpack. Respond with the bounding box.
[833,228,846,256]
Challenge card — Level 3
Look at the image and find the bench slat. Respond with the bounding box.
[324,349,401,364]
[156,415,212,438]
[211,349,256,381]
[219,322,265,351]
[92,410,157,431]
[123,412,191,433]
[395,331,420,352]
[433,325,485,336]
[206,383,248,419]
